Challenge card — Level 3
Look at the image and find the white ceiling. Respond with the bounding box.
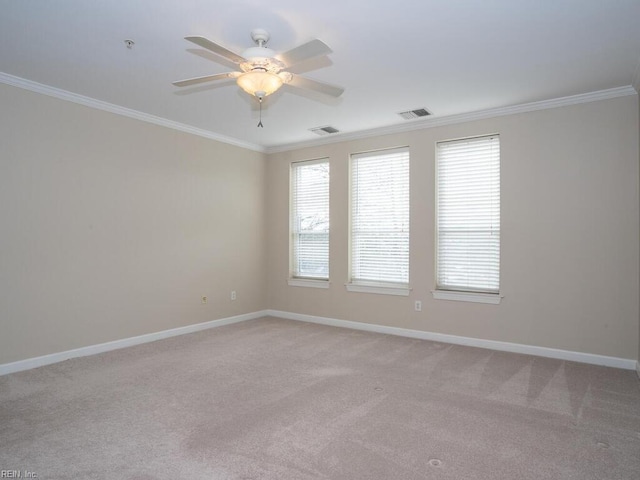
[2,0,640,152]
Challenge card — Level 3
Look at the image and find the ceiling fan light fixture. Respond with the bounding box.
[174,29,344,103]
[239,56,284,74]
[278,71,293,83]
[237,71,283,98]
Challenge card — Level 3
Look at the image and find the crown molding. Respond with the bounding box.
[265,85,638,154]
[3,71,636,156]
[0,72,265,153]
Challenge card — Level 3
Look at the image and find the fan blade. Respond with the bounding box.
[187,49,239,69]
[184,36,246,64]
[287,74,344,98]
[172,72,238,87]
[277,39,332,68]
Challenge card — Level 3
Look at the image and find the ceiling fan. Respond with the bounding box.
[173,29,344,125]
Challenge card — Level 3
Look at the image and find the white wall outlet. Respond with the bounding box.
[201,296,208,304]
[231,290,236,301]
[415,300,422,312]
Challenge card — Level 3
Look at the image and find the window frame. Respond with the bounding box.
[347,147,411,296]
[289,158,330,287]
[433,134,501,304]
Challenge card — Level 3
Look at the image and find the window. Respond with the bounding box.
[290,159,330,285]
[349,147,410,295]
[435,135,500,301]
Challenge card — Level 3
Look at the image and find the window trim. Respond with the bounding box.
[288,278,330,289]
[347,146,411,292]
[346,282,410,296]
[432,290,501,304]
[435,134,501,299]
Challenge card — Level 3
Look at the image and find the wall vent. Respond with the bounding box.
[398,108,431,120]
[310,125,340,136]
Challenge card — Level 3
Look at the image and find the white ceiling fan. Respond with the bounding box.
[173,29,344,104]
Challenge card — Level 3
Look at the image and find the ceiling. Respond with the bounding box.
[2,0,640,152]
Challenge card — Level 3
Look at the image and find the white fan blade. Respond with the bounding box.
[186,49,239,69]
[287,74,344,97]
[172,72,238,87]
[277,39,332,68]
[185,36,246,64]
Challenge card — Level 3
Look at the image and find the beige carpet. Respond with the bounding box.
[1,316,639,479]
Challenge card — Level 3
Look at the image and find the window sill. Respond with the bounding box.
[432,290,502,304]
[346,283,410,296]
[288,278,330,289]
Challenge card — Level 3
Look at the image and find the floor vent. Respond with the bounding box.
[310,125,340,136]
[398,108,431,120]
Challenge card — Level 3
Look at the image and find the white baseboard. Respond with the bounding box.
[267,310,638,371]
[3,309,637,376]
[0,310,269,376]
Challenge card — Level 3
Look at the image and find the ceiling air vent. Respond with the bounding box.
[310,126,340,136]
[398,108,431,120]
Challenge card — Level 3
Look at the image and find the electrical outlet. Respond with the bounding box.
[231,290,236,301]
[415,300,422,312]
[201,296,208,304]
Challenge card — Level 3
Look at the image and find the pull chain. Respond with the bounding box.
[257,97,264,128]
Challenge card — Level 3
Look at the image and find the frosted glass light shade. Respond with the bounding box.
[236,71,283,98]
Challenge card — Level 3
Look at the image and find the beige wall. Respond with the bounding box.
[0,84,267,364]
[267,95,640,360]
[2,83,638,366]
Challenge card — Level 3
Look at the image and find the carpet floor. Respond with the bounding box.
[1,316,639,479]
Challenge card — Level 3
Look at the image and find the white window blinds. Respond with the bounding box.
[436,135,500,293]
[290,159,330,280]
[351,148,410,286]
